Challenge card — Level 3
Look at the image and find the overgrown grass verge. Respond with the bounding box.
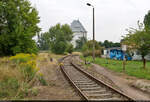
[80,56,150,80]
[0,53,46,100]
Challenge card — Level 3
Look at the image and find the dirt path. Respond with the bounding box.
[75,56,150,100]
[27,53,81,100]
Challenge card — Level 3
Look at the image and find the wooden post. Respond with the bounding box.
[123,52,126,72]
[123,59,125,72]
[122,45,127,72]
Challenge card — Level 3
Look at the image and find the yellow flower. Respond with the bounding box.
[59,63,64,66]
[39,72,43,77]
[34,67,39,71]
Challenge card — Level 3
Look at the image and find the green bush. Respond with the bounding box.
[66,44,74,53]
[0,78,19,98]
[51,41,67,54]
[82,40,102,57]
[83,50,101,57]
[38,74,47,86]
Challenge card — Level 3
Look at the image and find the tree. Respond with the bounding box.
[0,0,40,56]
[99,40,120,48]
[37,32,51,50]
[144,10,150,31]
[82,40,102,57]
[48,23,73,54]
[75,36,87,51]
[122,21,150,69]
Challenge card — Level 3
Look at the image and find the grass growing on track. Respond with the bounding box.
[81,56,150,80]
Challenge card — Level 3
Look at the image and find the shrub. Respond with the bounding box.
[9,53,36,64]
[38,73,47,86]
[20,61,39,82]
[9,53,39,82]
[30,87,38,96]
[64,52,69,55]
[83,50,101,57]
[0,78,19,98]
[82,40,102,57]
[51,41,67,54]
[66,44,73,53]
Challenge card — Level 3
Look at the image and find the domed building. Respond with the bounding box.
[70,20,87,48]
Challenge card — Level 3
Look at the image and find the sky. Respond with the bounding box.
[29,0,150,42]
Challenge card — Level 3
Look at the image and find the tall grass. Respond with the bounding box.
[0,53,40,99]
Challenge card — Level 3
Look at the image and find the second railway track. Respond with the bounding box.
[60,55,135,101]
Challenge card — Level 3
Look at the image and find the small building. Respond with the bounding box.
[130,50,150,61]
[103,47,132,60]
[103,47,150,61]
[70,20,87,48]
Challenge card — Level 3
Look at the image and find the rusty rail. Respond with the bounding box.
[60,65,88,100]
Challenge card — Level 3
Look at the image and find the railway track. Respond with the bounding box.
[60,55,135,101]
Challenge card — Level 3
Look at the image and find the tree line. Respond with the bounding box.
[37,24,73,54]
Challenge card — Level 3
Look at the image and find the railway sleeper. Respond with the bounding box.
[74,80,93,83]
[80,86,102,91]
[89,97,122,101]
[77,84,99,88]
[110,92,122,97]
[84,89,108,94]
[87,93,113,99]
[75,82,97,86]
[63,64,72,66]
[72,78,90,81]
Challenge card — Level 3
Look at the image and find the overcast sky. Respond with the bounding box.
[29,0,150,42]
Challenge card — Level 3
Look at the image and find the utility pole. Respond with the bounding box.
[87,3,95,61]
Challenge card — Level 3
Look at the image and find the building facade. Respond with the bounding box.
[102,47,150,61]
[70,20,87,48]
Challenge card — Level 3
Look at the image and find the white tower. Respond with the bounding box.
[70,20,87,48]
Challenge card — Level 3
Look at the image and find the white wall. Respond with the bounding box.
[71,32,85,48]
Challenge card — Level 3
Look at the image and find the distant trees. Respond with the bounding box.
[82,40,102,57]
[0,0,40,56]
[99,40,121,48]
[38,23,73,54]
[75,36,87,51]
[37,32,51,50]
